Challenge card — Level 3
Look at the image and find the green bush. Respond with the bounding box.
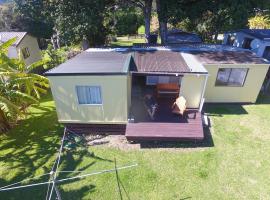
[42,44,69,70]
[138,25,145,34]
[114,7,144,35]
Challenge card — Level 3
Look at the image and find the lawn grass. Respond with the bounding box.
[1,92,270,199]
[110,36,146,47]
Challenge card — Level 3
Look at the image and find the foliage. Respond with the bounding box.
[48,0,114,46]
[13,0,54,39]
[137,25,145,34]
[150,14,159,33]
[248,14,270,29]
[0,38,49,131]
[114,7,144,36]
[42,44,69,70]
[167,0,268,42]
[0,3,16,31]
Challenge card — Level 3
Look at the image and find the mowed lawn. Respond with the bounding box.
[1,92,270,199]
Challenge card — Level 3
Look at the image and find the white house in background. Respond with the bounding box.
[223,29,270,60]
[0,32,41,66]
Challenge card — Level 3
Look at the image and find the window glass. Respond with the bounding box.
[216,68,231,85]
[76,86,102,104]
[216,68,248,87]
[228,68,248,86]
[146,76,159,85]
[21,47,30,59]
[263,46,270,60]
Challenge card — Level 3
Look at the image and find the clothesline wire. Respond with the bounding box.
[0,173,51,190]
[0,163,138,192]
[47,128,67,200]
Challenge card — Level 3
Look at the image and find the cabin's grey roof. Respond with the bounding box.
[45,51,131,75]
[0,32,27,46]
[227,29,270,41]
[45,45,269,76]
[191,50,269,65]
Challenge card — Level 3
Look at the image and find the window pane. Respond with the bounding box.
[228,68,248,86]
[169,76,180,83]
[76,86,102,104]
[146,76,158,85]
[158,76,170,83]
[216,68,231,85]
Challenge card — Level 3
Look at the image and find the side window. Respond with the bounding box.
[76,86,102,105]
[21,47,30,59]
[226,35,235,45]
[146,76,159,85]
[216,68,248,87]
[263,46,270,60]
[242,38,253,49]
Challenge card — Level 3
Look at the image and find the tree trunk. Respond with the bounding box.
[51,36,57,50]
[0,110,11,132]
[144,0,153,39]
[156,0,167,45]
[82,38,90,50]
[159,21,167,45]
[214,32,219,43]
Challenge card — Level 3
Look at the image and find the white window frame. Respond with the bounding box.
[76,86,103,105]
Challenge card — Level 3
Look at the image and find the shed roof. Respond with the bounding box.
[133,50,191,73]
[240,29,270,40]
[0,32,27,46]
[45,51,131,75]
[191,50,269,65]
[167,29,202,44]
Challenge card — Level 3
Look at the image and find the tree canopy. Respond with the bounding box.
[5,0,270,45]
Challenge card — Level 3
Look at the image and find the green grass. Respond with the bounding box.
[1,92,270,199]
[110,36,146,47]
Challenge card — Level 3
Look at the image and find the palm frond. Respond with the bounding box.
[0,95,21,119]
[26,60,45,72]
[0,38,17,52]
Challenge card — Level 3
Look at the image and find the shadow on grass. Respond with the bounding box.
[203,103,248,116]
[256,92,270,105]
[0,94,111,199]
[203,91,270,117]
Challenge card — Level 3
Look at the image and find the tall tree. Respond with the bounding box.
[14,0,53,39]
[120,0,153,39]
[156,0,168,44]
[49,0,113,47]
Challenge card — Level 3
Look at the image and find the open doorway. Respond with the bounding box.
[130,74,186,123]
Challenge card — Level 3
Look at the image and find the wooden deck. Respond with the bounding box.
[126,96,204,141]
[126,111,204,141]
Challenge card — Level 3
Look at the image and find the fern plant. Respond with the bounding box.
[0,38,49,132]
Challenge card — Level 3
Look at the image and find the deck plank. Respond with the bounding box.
[126,112,204,141]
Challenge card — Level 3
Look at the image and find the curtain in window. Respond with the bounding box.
[76,86,102,104]
[216,68,230,85]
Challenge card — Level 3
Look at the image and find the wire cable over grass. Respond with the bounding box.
[46,127,67,200]
[0,173,51,190]
[0,127,138,199]
[0,164,138,192]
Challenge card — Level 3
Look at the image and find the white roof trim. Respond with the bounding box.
[180,52,208,73]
